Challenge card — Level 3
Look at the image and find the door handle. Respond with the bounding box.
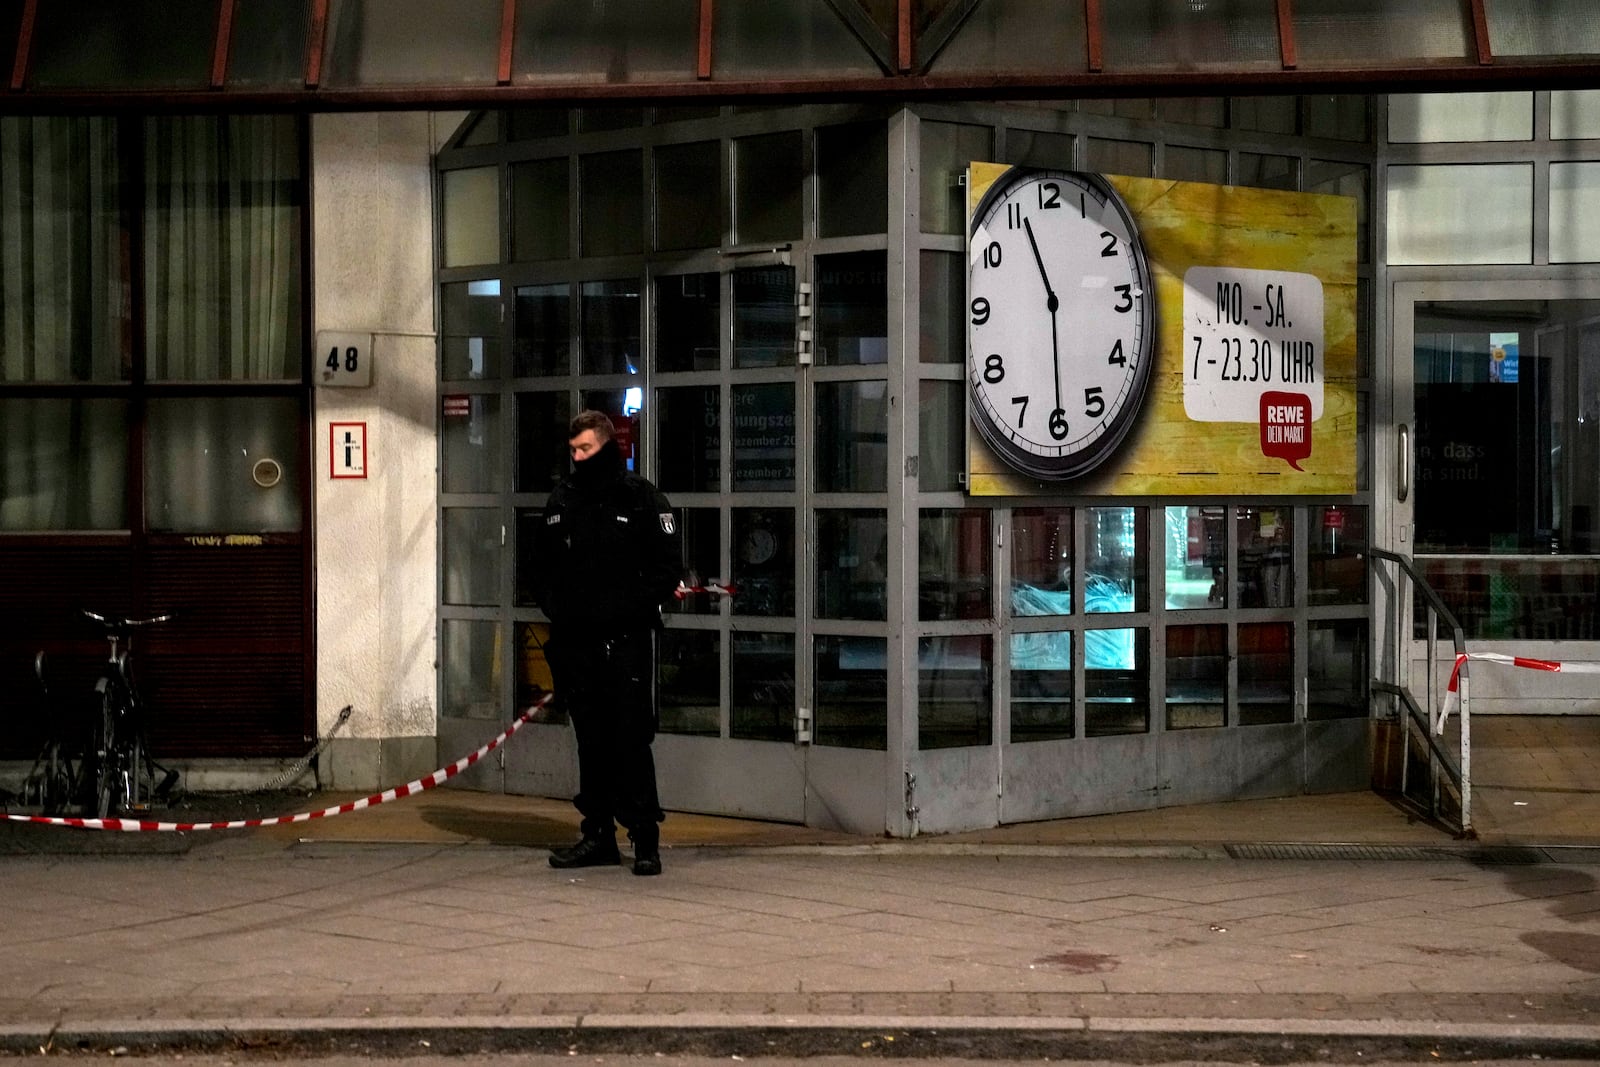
[1397,423,1410,503]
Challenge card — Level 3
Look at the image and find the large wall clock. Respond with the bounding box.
[966,168,1156,481]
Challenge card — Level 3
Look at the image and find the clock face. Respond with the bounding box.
[967,169,1155,481]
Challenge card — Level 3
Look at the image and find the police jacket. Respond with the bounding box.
[532,440,682,635]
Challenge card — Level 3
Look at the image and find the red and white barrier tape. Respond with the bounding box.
[2,694,552,832]
[1436,652,1600,732]
[674,581,738,600]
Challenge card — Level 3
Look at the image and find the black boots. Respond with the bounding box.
[629,825,661,876]
[548,831,620,869]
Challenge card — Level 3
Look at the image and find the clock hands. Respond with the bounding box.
[1022,217,1063,411]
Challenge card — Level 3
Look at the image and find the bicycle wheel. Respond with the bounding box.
[40,741,73,817]
[91,693,117,819]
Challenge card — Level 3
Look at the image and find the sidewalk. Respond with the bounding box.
[4,782,1600,1061]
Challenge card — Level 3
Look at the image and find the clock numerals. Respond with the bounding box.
[1100,231,1118,258]
[1038,182,1060,210]
[983,354,1005,384]
[982,241,1002,269]
[1108,339,1126,366]
[1006,202,1022,230]
[1010,395,1028,428]
[1084,387,1105,419]
[971,297,990,325]
[1049,408,1068,441]
[1113,284,1133,313]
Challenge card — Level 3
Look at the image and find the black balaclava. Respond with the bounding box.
[571,437,623,489]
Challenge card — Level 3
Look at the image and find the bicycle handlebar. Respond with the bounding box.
[82,609,174,630]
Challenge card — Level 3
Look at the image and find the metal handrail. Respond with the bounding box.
[1364,545,1471,836]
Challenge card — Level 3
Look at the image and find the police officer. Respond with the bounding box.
[532,411,682,876]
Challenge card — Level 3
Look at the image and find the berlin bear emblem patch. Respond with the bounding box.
[659,512,676,534]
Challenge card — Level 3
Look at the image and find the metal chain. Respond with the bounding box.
[208,704,354,797]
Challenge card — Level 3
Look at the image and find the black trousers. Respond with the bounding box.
[549,629,663,838]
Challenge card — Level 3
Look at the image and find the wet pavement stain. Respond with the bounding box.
[1032,951,1119,974]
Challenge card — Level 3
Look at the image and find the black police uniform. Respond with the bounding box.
[531,438,681,873]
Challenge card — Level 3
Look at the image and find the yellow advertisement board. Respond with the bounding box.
[965,162,1357,496]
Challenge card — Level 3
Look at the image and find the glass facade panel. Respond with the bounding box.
[512,158,570,262]
[1237,152,1297,191]
[146,396,302,532]
[1550,163,1600,264]
[1303,95,1369,141]
[735,132,803,245]
[919,509,992,621]
[732,508,796,617]
[919,635,993,749]
[734,266,795,368]
[442,166,500,268]
[229,0,311,88]
[816,509,888,621]
[655,141,722,251]
[1166,623,1226,730]
[31,0,213,89]
[1308,505,1367,605]
[731,632,795,741]
[515,390,570,493]
[918,380,964,493]
[1086,507,1147,613]
[1085,138,1152,177]
[731,382,796,491]
[815,380,888,492]
[1163,145,1227,185]
[921,121,993,235]
[657,273,720,372]
[144,116,303,381]
[929,0,1087,74]
[659,628,720,735]
[1102,0,1278,70]
[1417,558,1600,641]
[514,620,554,715]
[441,393,501,493]
[1011,630,1072,742]
[1387,164,1532,266]
[1238,622,1293,725]
[0,399,127,530]
[1012,508,1073,617]
[714,1,880,78]
[513,283,571,377]
[514,508,544,607]
[513,0,698,84]
[1552,91,1600,140]
[441,280,502,381]
[1162,98,1227,127]
[510,109,570,140]
[1486,0,1600,56]
[814,635,887,749]
[1293,0,1471,64]
[1308,619,1367,720]
[1388,93,1532,143]
[1,117,126,383]
[580,150,644,258]
[1085,627,1148,736]
[1165,505,1226,609]
[580,279,641,375]
[657,385,720,494]
[918,251,964,364]
[1236,506,1293,608]
[442,507,501,605]
[441,619,501,719]
[1004,129,1074,169]
[817,122,887,239]
[1232,96,1296,134]
[323,0,500,86]
[815,251,888,366]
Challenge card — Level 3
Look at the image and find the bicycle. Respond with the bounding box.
[19,651,78,816]
[81,609,179,818]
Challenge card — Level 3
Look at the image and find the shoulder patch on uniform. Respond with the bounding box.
[659,512,676,534]
[546,514,560,525]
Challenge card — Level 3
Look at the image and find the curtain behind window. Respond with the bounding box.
[0,116,126,383]
[144,115,301,380]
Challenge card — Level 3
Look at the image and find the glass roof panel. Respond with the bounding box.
[715,0,882,78]
[0,0,20,81]
[1104,0,1279,72]
[1485,0,1600,56]
[323,0,500,87]
[31,0,216,89]
[1294,0,1472,66]
[515,0,696,84]
[929,0,1087,74]
[228,0,309,88]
